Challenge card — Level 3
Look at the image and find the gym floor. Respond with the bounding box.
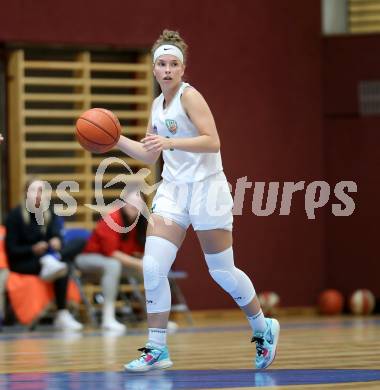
[0,311,379,389]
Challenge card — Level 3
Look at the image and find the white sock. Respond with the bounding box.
[149,328,167,347]
[102,302,116,323]
[247,310,266,333]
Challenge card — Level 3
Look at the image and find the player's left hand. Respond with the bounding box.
[141,134,172,152]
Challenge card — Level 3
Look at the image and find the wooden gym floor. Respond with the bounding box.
[0,310,379,389]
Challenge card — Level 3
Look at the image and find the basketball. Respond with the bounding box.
[318,289,344,315]
[258,291,280,316]
[76,108,121,154]
[349,289,375,315]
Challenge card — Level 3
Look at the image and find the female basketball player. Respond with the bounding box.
[117,30,279,371]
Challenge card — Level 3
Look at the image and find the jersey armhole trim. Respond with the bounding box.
[180,85,194,119]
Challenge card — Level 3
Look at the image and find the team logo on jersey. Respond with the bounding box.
[165,119,178,134]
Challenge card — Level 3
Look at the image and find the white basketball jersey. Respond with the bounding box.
[151,82,223,183]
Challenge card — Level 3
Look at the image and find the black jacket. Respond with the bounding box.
[5,205,62,268]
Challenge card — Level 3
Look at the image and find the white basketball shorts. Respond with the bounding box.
[151,171,233,231]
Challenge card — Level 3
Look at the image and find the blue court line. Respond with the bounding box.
[1,369,380,389]
[0,317,379,341]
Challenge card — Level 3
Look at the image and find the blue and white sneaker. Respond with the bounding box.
[124,343,173,372]
[252,318,280,369]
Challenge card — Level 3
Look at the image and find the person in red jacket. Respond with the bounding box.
[75,191,146,331]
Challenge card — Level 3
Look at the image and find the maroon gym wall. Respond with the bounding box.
[0,0,324,309]
[323,35,380,299]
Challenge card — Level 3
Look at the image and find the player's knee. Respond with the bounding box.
[143,254,162,291]
[205,247,256,306]
[143,235,179,313]
[209,266,247,293]
[204,247,236,290]
[209,266,255,306]
[143,253,172,313]
[143,252,173,291]
[143,235,179,290]
[209,269,238,293]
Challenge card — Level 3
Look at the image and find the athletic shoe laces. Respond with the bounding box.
[136,346,162,363]
[138,347,153,354]
[252,336,265,356]
[137,346,153,361]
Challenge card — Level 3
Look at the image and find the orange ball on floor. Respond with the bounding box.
[318,289,344,315]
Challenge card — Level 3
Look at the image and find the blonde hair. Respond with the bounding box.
[152,29,188,63]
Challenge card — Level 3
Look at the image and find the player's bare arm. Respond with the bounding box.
[117,110,161,164]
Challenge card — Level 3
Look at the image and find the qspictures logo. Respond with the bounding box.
[25,158,357,231]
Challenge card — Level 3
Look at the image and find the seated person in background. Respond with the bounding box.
[75,191,146,332]
[5,178,83,331]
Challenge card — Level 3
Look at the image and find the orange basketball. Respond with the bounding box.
[318,289,344,315]
[76,108,121,154]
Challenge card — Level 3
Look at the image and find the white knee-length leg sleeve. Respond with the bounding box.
[143,236,178,313]
[204,247,256,307]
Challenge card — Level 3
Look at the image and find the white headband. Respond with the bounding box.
[153,44,184,64]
